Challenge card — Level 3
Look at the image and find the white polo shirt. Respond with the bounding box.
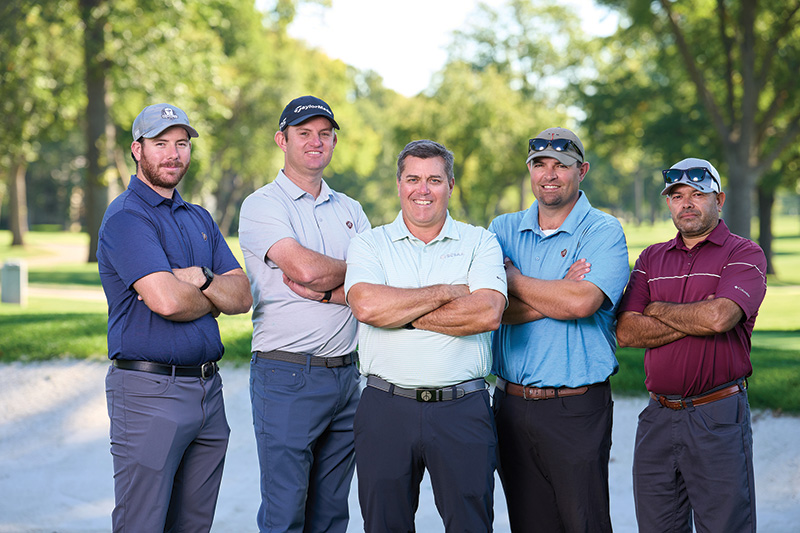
[239,170,370,356]
[344,212,507,388]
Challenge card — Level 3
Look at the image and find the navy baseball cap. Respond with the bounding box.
[279,95,340,131]
[132,103,198,141]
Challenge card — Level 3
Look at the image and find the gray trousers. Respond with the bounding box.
[106,365,230,532]
[633,389,755,533]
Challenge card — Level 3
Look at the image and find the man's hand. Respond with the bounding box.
[283,273,324,301]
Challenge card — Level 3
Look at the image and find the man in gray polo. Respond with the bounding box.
[238,95,370,533]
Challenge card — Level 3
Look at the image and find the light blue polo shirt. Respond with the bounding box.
[488,192,629,388]
[345,212,507,388]
[239,171,370,356]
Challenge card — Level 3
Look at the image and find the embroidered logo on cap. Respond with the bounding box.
[161,108,179,120]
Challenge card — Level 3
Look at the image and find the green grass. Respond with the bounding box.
[1,222,799,411]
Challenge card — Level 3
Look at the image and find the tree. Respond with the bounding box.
[599,0,800,251]
[0,1,83,245]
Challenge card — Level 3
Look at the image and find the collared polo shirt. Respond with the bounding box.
[238,170,370,356]
[489,192,630,388]
[618,219,767,396]
[97,175,242,365]
[344,212,507,388]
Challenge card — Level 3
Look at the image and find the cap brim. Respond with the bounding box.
[286,113,340,130]
[142,124,199,139]
[526,149,580,166]
[661,180,718,195]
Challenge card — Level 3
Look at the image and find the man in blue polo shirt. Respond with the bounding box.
[489,127,629,532]
[345,140,507,531]
[97,103,252,533]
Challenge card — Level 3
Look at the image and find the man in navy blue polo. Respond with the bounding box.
[97,103,252,532]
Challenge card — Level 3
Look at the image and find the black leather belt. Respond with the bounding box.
[113,359,219,379]
[366,375,487,402]
[254,350,358,368]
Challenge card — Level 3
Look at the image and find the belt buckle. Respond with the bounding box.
[416,388,439,402]
[201,362,215,380]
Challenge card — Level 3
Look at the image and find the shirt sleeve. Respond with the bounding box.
[238,192,294,268]
[617,250,651,315]
[467,230,508,303]
[714,240,768,321]
[576,216,630,307]
[344,230,386,295]
[101,209,173,289]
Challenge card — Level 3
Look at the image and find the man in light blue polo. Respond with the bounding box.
[345,140,507,532]
[489,127,629,532]
[238,95,370,533]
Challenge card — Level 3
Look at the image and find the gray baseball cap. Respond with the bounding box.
[132,103,199,141]
[527,127,585,166]
[661,157,722,196]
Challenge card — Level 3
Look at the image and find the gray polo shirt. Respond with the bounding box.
[239,171,370,356]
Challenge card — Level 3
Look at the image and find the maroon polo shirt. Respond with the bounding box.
[618,220,767,397]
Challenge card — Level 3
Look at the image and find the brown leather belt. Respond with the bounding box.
[650,382,745,410]
[496,376,593,400]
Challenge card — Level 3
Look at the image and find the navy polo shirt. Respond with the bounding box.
[97,175,241,365]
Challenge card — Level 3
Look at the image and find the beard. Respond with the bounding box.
[138,151,189,190]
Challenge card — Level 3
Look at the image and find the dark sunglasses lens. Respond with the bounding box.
[664,169,683,183]
[529,138,549,151]
[549,139,571,152]
[686,168,707,182]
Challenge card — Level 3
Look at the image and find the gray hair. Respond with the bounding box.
[396,140,454,182]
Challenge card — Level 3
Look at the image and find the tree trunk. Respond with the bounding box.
[81,0,113,263]
[722,162,755,240]
[9,159,29,246]
[757,186,775,275]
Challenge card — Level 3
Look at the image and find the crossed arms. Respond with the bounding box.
[134,266,252,322]
[502,258,603,324]
[616,297,744,348]
[347,282,505,336]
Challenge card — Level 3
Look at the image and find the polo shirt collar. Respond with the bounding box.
[129,174,186,209]
[518,191,591,237]
[668,218,732,251]
[386,211,460,244]
[275,170,332,203]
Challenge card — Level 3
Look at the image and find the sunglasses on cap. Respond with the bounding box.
[528,138,584,159]
[662,167,720,188]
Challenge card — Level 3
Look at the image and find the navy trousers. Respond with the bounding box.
[494,382,613,533]
[354,385,497,532]
[106,364,230,533]
[633,389,756,533]
[250,355,361,533]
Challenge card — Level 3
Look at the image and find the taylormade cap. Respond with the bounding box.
[279,95,339,131]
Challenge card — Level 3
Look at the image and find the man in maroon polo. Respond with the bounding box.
[616,157,767,532]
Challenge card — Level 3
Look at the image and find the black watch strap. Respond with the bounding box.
[199,266,215,291]
[321,290,332,303]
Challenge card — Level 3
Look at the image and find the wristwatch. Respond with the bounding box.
[199,266,215,291]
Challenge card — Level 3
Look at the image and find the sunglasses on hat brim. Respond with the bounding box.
[528,138,584,159]
[662,167,719,189]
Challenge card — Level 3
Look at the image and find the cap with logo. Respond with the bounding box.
[527,127,585,166]
[661,157,722,196]
[279,95,340,131]
[132,103,198,141]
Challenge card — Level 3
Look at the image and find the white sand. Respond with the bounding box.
[1,360,798,532]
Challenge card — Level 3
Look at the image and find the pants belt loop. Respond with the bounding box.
[305,355,312,373]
